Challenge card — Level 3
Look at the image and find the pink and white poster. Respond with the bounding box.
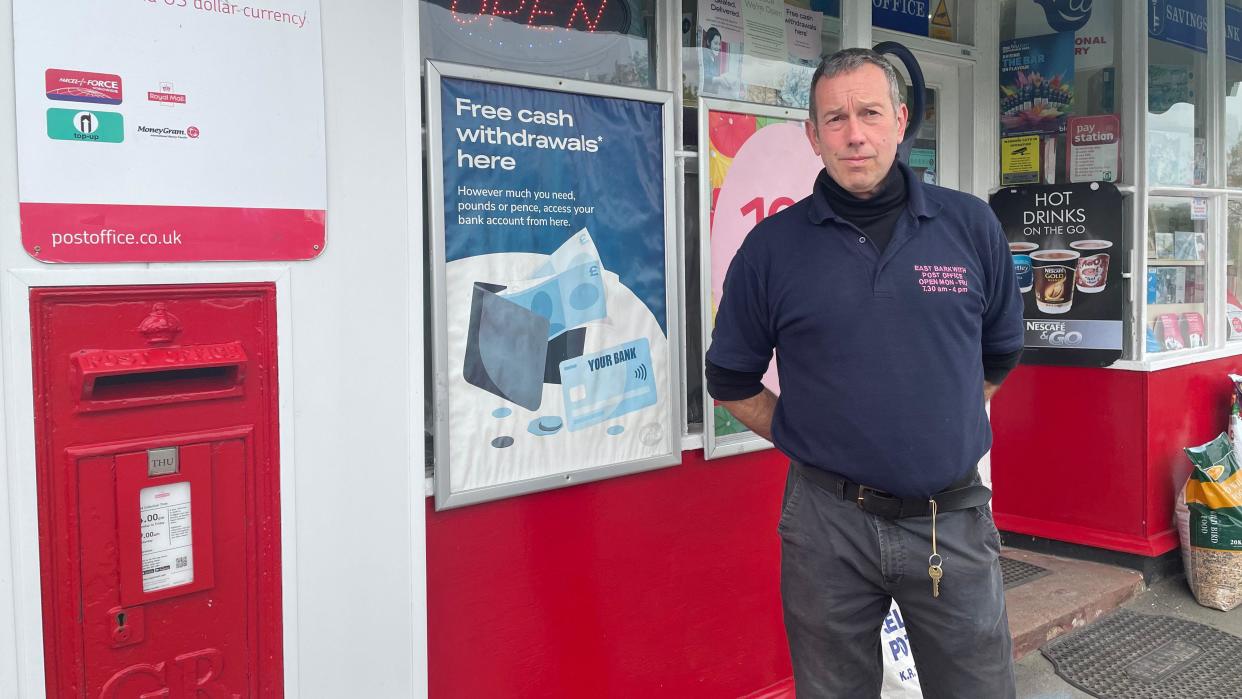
[702,103,822,453]
[13,0,326,262]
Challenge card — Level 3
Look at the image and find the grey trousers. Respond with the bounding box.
[777,462,1016,699]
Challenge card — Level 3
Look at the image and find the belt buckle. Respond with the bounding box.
[856,485,898,517]
[856,485,879,509]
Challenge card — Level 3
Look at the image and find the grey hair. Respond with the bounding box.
[807,48,904,124]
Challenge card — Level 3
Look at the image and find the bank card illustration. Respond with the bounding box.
[559,338,658,431]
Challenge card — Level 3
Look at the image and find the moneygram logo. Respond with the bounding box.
[46,108,124,143]
[45,69,123,105]
[137,124,199,140]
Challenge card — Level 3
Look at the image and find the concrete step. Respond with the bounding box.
[1002,547,1147,660]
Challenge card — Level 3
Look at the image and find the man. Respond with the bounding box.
[706,48,1024,697]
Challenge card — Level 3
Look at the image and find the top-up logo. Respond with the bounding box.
[1035,0,1093,32]
[46,108,124,143]
[45,69,123,105]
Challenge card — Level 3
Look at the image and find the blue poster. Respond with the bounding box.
[1228,5,1242,62]
[872,0,929,36]
[436,75,675,498]
[1148,0,1208,54]
[1000,32,1075,136]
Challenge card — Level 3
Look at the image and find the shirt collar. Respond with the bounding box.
[807,160,942,225]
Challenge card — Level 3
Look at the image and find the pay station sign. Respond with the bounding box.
[12,0,326,262]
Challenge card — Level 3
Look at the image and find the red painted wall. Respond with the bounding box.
[426,449,793,698]
[991,357,1242,555]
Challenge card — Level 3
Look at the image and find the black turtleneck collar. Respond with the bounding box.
[813,164,908,253]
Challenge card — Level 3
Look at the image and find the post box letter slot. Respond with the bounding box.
[73,341,247,411]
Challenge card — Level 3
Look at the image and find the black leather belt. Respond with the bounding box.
[793,460,992,519]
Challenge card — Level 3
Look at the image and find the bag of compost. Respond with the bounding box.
[1182,432,1242,611]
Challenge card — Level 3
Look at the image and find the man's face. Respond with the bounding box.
[804,64,908,199]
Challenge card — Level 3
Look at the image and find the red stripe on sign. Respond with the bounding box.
[20,202,326,262]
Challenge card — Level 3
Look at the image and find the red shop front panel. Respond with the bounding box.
[32,284,282,698]
[992,358,1242,556]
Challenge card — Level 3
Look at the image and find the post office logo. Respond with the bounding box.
[45,68,123,105]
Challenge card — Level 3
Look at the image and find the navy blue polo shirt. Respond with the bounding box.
[706,163,1023,499]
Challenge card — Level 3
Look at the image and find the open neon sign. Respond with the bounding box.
[446,0,619,33]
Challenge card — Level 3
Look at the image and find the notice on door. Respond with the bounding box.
[140,482,193,593]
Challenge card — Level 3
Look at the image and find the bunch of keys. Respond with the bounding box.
[928,499,943,598]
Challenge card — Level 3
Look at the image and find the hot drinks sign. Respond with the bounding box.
[989,182,1123,366]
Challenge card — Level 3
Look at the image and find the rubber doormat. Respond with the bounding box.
[999,555,1050,590]
[1041,609,1242,698]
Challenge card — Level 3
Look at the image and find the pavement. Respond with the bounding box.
[1014,572,1242,698]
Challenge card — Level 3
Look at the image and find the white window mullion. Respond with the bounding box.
[1123,0,1150,361]
[841,0,872,50]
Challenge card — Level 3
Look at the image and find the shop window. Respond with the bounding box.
[679,1,840,430]
[682,0,840,109]
[998,0,1120,186]
[1227,1,1242,188]
[419,0,658,88]
[1147,0,1208,187]
[1228,199,1242,342]
[1146,197,1211,354]
[872,0,973,45]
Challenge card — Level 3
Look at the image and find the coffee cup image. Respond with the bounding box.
[1009,242,1039,293]
[1030,249,1080,314]
[1069,239,1112,294]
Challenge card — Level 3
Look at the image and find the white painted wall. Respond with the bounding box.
[0,0,427,696]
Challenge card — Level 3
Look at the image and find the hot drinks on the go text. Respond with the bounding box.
[1031,249,1080,314]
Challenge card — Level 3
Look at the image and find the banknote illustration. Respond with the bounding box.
[500,261,607,339]
[532,227,602,278]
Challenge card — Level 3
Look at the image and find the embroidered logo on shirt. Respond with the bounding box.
[914,265,969,294]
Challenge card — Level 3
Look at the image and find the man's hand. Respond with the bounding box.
[717,388,778,441]
[984,381,1000,402]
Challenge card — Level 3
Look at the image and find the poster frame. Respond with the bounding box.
[425,60,681,509]
[697,97,808,460]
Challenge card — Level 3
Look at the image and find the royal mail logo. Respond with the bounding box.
[148,81,187,105]
[148,91,187,104]
[45,68,123,105]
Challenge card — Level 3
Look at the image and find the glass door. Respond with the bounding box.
[880,49,968,190]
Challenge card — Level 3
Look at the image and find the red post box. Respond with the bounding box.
[32,284,282,698]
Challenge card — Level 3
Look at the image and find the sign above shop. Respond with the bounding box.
[872,0,930,37]
[990,183,1124,367]
[12,0,326,262]
[1228,5,1242,62]
[1148,0,1208,54]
